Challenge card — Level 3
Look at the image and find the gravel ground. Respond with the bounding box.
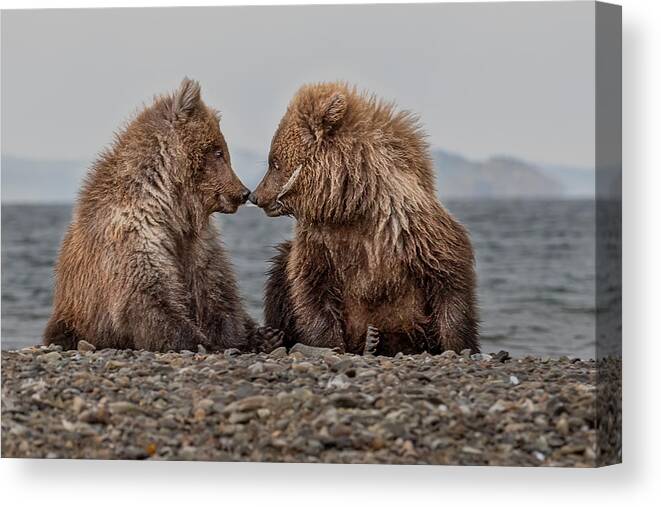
[2,343,613,466]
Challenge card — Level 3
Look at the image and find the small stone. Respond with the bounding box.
[61,419,77,432]
[332,358,356,372]
[520,398,536,413]
[458,404,471,416]
[509,375,520,386]
[493,350,511,362]
[488,399,509,413]
[329,423,352,438]
[401,440,417,457]
[247,362,265,376]
[9,424,28,436]
[461,446,482,455]
[584,446,597,461]
[290,343,339,358]
[460,349,472,358]
[234,384,258,398]
[39,351,61,363]
[145,442,157,457]
[326,374,351,389]
[77,340,96,352]
[555,415,570,435]
[71,396,85,414]
[108,401,143,415]
[559,443,585,455]
[439,350,458,360]
[269,346,287,358]
[229,411,253,424]
[370,435,386,450]
[535,435,550,452]
[224,395,269,413]
[195,398,215,413]
[471,353,492,362]
[504,422,527,433]
[329,393,361,408]
[534,415,548,426]
[78,406,110,424]
[547,436,564,447]
[218,423,237,436]
[179,446,197,460]
[105,360,128,370]
[193,407,206,421]
[257,408,271,419]
[292,361,313,373]
[224,348,241,358]
[160,415,178,429]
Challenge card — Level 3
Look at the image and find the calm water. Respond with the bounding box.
[0,201,596,357]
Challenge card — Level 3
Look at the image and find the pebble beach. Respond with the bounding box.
[1,343,616,466]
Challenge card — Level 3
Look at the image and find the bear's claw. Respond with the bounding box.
[253,326,285,353]
[364,325,380,356]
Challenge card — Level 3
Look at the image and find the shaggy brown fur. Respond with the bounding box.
[44,78,281,353]
[251,82,479,355]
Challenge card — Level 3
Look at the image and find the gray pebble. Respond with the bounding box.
[326,374,351,389]
[269,347,287,358]
[77,340,96,353]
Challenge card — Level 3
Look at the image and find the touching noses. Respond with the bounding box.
[248,191,259,206]
[240,188,251,204]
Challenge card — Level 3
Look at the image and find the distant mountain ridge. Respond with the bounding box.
[433,151,562,198]
[432,150,594,199]
[1,150,595,203]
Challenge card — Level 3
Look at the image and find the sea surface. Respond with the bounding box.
[1,201,596,357]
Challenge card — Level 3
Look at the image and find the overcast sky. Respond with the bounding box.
[1,2,595,167]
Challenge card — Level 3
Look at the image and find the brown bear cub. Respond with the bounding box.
[250,82,479,356]
[44,78,281,353]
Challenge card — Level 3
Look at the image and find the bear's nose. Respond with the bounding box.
[248,192,258,205]
[240,189,251,203]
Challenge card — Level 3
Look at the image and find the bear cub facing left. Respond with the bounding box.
[44,78,281,353]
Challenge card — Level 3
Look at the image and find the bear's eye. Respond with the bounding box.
[214,149,224,159]
[271,160,279,171]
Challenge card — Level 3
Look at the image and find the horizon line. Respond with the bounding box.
[0,150,596,172]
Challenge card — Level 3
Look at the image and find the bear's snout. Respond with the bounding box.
[227,181,250,206]
[248,188,278,215]
[248,178,285,216]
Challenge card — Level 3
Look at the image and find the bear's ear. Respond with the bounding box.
[170,78,202,120]
[321,92,347,127]
[308,92,347,140]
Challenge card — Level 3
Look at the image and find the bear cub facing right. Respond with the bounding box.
[251,82,479,356]
[45,79,281,353]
